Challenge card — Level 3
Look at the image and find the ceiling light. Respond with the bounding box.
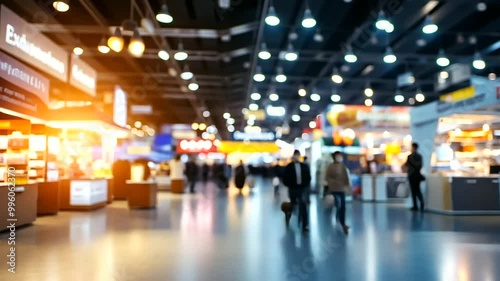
[395,93,405,103]
[53,0,69,12]
[365,99,373,107]
[97,38,110,54]
[472,52,486,70]
[253,66,265,82]
[284,44,298,61]
[385,23,394,33]
[409,98,415,105]
[440,71,449,79]
[258,43,271,60]
[247,119,255,126]
[289,30,298,41]
[331,93,341,102]
[331,68,343,84]
[416,92,425,102]
[73,46,83,56]
[191,123,199,130]
[488,72,497,80]
[310,93,321,102]
[309,121,317,129]
[242,108,249,114]
[251,92,261,100]
[375,11,391,31]
[108,27,124,52]
[266,106,286,117]
[265,5,280,26]
[301,8,316,28]
[199,123,207,131]
[275,67,287,83]
[174,43,188,61]
[249,104,259,111]
[383,47,397,63]
[158,49,170,60]
[477,2,487,12]
[344,46,357,63]
[227,118,235,125]
[298,87,307,97]
[314,29,324,42]
[300,104,310,112]
[364,86,374,97]
[223,112,231,119]
[180,65,194,80]
[483,124,490,132]
[416,39,427,47]
[203,111,210,118]
[227,125,235,133]
[269,93,279,101]
[292,114,301,122]
[436,49,450,67]
[156,4,173,23]
[128,29,145,57]
[188,79,199,91]
[469,36,478,45]
[422,17,438,34]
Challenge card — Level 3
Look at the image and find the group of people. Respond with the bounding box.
[281,143,426,235]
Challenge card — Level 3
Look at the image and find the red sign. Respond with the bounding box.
[177,139,217,153]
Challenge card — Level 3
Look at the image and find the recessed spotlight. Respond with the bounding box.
[300,104,310,112]
[251,92,262,100]
[395,94,405,103]
[310,93,321,102]
[269,93,279,101]
[331,94,341,102]
[365,99,373,107]
[292,114,301,122]
[73,46,84,56]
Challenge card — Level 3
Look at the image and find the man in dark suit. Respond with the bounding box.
[405,143,425,211]
[185,156,199,193]
[283,150,312,232]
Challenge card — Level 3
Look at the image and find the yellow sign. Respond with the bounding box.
[440,86,475,103]
[218,141,279,154]
[245,110,266,121]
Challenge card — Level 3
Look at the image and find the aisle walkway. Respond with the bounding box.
[1,179,500,280]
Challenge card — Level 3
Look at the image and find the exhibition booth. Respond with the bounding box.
[411,77,500,215]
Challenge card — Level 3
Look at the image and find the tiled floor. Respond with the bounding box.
[1,179,500,281]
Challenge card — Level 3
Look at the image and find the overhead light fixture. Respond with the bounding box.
[180,65,194,80]
[289,29,298,41]
[385,23,395,33]
[97,37,110,54]
[251,92,262,100]
[275,67,287,83]
[309,121,317,129]
[314,29,324,42]
[191,123,199,130]
[53,0,69,12]
[344,46,357,63]
[394,92,405,103]
[265,5,280,26]
[375,11,391,32]
[253,66,265,82]
[258,43,271,60]
[199,123,207,131]
[422,17,438,34]
[223,112,231,119]
[158,49,170,60]
[439,70,449,80]
[292,114,301,122]
[73,46,83,56]
[483,124,490,132]
[247,119,255,126]
[156,4,173,23]
[227,125,235,132]
[331,94,341,102]
[203,111,210,118]
[477,2,487,12]
[174,43,188,61]
[128,29,145,57]
[331,67,343,84]
[284,44,298,61]
[300,104,310,112]
[383,47,397,64]
[415,89,425,102]
[269,93,279,101]
[266,105,286,117]
[310,93,321,102]
[249,104,259,111]
[298,86,307,97]
[227,118,235,125]
[472,52,486,70]
[302,8,316,28]
[365,99,373,107]
[488,72,497,80]
[108,27,124,52]
[436,49,450,67]
[188,78,199,91]
[364,84,374,97]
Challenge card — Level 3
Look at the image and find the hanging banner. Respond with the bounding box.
[70,54,97,97]
[0,5,68,82]
[0,51,49,120]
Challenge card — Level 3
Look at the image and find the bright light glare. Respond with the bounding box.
[285,52,298,61]
[158,50,170,60]
[300,104,310,112]
[365,99,373,107]
[53,1,69,12]
[416,93,425,102]
[174,51,188,61]
[310,93,321,102]
[259,50,271,60]
[253,73,265,82]
[292,114,301,122]
[275,74,287,83]
[269,93,279,101]
[331,94,341,102]
[364,88,374,97]
[395,95,405,103]
[331,74,343,84]
[251,93,261,100]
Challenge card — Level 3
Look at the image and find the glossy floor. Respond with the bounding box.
[1,180,500,281]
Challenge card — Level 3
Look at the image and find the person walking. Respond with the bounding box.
[234,160,247,191]
[202,162,209,182]
[405,143,425,211]
[283,150,311,232]
[326,151,351,235]
[185,156,199,193]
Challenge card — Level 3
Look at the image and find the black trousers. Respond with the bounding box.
[289,188,308,228]
[189,180,196,192]
[409,178,424,209]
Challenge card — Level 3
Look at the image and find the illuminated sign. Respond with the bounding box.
[70,55,97,96]
[0,5,68,81]
[232,131,276,141]
[177,139,217,153]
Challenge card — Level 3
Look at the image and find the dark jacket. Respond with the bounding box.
[406,152,424,181]
[185,161,199,181]
[234,164,246,189]
[283,162,311,189]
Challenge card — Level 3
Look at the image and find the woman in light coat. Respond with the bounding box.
[326,151,351,235]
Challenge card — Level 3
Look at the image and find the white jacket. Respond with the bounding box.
[169,160,185,180]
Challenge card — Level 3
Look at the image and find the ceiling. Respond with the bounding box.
[3,0,500,141]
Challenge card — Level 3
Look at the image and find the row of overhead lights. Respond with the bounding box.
[223,112,235,132]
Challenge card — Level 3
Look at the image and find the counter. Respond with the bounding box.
[59,179,108,211]
[155,175,171,191]
[37,181,59,215]
[0,182,38,231]
[361,174,410,202]
[427,174,500,215]
[126,180,158,209]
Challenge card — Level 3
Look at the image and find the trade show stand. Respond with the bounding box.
[0,181,38,231]
[427,174,500,215]
[126,180,158,209]
[361,174,410,202]
[37,181,59,215]
[59,179,108,211]
[155,175,171,191]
